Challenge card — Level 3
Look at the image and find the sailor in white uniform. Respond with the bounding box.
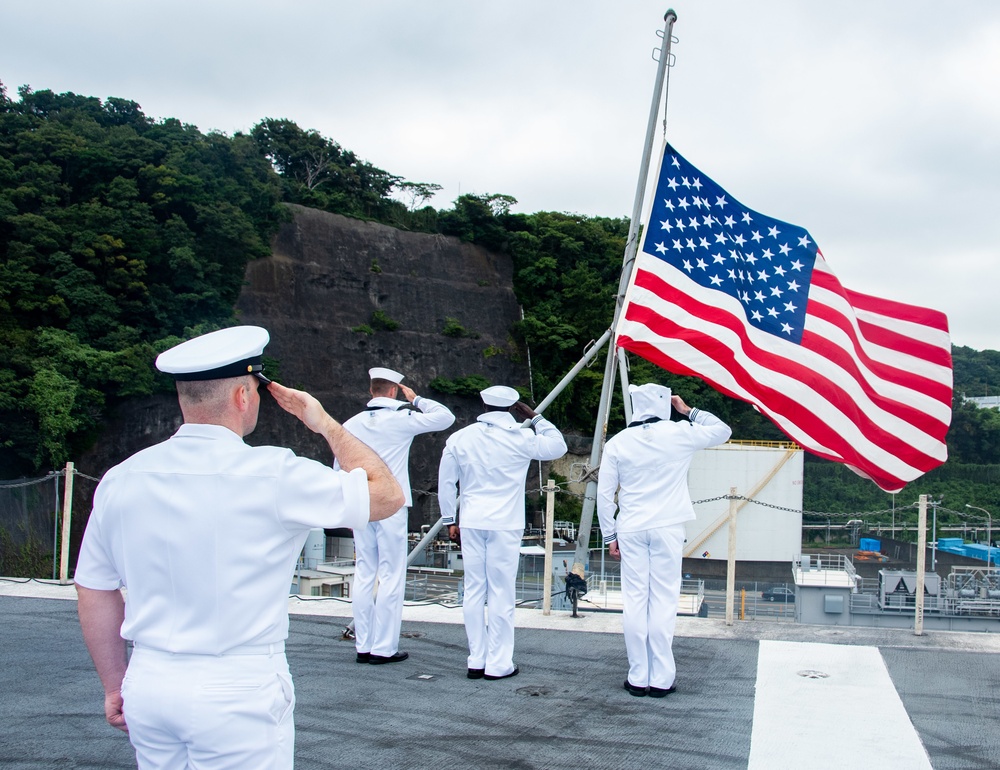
[340,366,455,664]
[597,383,731,698]
[438,385,567,681]
[74,326,404,770]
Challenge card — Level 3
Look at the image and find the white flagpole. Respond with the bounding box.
[571,9,678,571]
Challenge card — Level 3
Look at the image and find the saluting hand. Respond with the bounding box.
[511,401,537,420]
[267,381,334,434]
[398,384,417,403]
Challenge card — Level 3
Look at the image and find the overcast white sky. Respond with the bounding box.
[3,0,998,353]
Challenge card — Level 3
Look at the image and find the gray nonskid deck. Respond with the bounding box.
[2,586,998,769]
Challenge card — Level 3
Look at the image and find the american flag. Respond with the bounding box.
[616,142,953,492]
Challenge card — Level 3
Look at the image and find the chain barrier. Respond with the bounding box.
[0,468,102,488]
[417,484,929,522]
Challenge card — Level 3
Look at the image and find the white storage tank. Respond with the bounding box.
[684,442,804,563]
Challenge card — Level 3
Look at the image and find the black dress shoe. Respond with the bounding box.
[368,651,409,664]
[356,652,371,663]
[483,666,519,681]
[647,683,677,698]
[467,668,486,679]
[623,679,648,697]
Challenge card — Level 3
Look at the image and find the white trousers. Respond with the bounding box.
[121,646,294,770]
[352,506,408,656]
[460,528,522,677]
[617,524,685,689]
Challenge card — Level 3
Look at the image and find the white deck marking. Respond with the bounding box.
[749,640,932,769]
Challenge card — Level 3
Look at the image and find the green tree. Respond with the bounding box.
[0,83,285,474]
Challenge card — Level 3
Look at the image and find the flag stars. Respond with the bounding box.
[648,149,815,344]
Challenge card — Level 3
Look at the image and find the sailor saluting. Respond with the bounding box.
[75,325,403,769]
[438,385,566,681]
[339,366,455,665]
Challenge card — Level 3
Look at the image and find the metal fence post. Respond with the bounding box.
[915,494,927,636]
[59,462,75,584]
[542,479,555,615]
[725,487,738,625]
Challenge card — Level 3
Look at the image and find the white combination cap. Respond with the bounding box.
[480,385,520,407]
[369,367,404,384]
[629,383,672,422]
[156,326,271,383]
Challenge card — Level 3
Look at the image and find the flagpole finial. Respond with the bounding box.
[665,9,677,22]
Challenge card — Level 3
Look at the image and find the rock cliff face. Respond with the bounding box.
[82,205,530,529]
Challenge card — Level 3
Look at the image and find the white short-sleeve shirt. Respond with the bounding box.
[337,395,455,507]
[438,412,567,531]
[75,423,369,654]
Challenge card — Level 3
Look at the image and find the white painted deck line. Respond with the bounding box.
[748,640,932,770]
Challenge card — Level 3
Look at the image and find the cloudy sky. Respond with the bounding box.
[3,0,998,355]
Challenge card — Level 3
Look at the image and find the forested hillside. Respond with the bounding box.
[2,82,998,532]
